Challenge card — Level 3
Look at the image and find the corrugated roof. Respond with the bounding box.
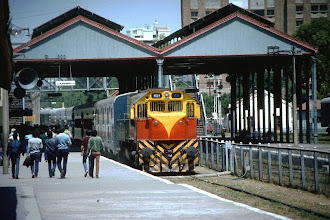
[14,15,160,54]
[31,6,124,39]
[157,11,317,55]
[153,3,274,48]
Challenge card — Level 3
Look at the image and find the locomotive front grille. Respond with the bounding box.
[138,140,199,172]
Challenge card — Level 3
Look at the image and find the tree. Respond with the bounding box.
[201,92,231,118]
[293,17,330,99]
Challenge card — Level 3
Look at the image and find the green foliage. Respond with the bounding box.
[201,92,231,118]
[40,91,108,108]
[293,17,330,99]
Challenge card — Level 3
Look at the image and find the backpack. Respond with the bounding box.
[9,140,22,155]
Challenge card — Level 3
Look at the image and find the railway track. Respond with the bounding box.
[162,170,330,220]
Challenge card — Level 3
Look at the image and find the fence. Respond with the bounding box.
[198,138,330,196]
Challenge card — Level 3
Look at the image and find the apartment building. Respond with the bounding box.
[181,0,329,35]
[126,21,171,44]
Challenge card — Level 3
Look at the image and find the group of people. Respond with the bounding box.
[6,125,103,179]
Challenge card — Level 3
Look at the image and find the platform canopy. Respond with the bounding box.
[13,4,317,79]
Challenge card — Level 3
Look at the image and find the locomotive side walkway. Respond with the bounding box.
[0,153,288,220]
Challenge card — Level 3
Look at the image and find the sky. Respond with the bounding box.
[9,0,247,43]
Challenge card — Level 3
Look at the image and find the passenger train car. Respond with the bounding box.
[40,89,200,173]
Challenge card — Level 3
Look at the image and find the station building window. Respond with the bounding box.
[252,9,264,17]
[296,20,303,27]
[267,9,274,17]
[191,11,198,18]
[296,5,303,13]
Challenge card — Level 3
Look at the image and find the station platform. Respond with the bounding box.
[0,153,288,220]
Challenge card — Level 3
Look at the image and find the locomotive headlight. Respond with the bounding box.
[154,120,158,125]
[165,92,169,101]
[179,121,183,125]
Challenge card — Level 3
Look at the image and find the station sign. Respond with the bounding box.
[24,115,35,122]
[55,80,76,86]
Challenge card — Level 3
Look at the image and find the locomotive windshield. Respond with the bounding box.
[150,101,165,112]
[168,101,182,112]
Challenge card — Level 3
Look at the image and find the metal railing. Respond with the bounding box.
[198,137,330,196]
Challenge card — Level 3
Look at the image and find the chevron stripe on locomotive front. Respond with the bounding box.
[138,139,199,172]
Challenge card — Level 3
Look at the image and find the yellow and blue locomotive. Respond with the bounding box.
[41,89,200,173]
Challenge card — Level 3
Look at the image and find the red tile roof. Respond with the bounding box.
[301,100,321,111]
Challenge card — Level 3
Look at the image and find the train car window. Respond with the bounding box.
[150,101,165,112]
[107,125,110,142]
[103,107,106,125]
[84,119,93,130]
[171,93,181,98]
[186,102,195,118]
[95,109,99,124]
[137,103,147,119]
[168,101,182,112]
[75,119,82,128]
[152,93,162,98]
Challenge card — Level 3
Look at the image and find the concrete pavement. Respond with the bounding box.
[0,153,289,219]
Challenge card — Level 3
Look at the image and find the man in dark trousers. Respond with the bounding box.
[81,130,91,177]
[44,131,57,177]
[7,132,24,179]
[55,128,72,178]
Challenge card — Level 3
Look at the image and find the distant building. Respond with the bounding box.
[181,0,329,35]
[198,74,230,95]
[248,0,329,35]
[181,0,230,27]
[126,21,171,44]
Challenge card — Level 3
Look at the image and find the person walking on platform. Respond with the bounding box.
[7,132,24,179]
[44,131,57,177]
[81,130,91,177]
[88,130,103,178]
[27,131,43,178]
[55,128,72,178]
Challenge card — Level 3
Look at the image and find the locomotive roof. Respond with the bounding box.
[74,101,96,110]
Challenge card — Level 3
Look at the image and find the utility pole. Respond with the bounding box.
[2,89,9,174]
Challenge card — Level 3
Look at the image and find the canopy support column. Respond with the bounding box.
[312,56,318,144]
[156,59,164,88]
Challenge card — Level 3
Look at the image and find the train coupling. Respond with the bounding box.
[185,146,198,157]
[141,147,153,157]
[165,149,173,158]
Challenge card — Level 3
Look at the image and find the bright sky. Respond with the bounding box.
[9,0,247,43]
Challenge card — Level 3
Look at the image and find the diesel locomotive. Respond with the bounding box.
[40,89,200,173]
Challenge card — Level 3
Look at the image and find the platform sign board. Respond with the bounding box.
[55,81,76,86]
[24,115,35,122]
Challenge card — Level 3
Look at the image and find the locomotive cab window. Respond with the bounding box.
[137,103,147,119]
[186,102,195,118]
[168,101,182,112]
[150,101,165,112]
